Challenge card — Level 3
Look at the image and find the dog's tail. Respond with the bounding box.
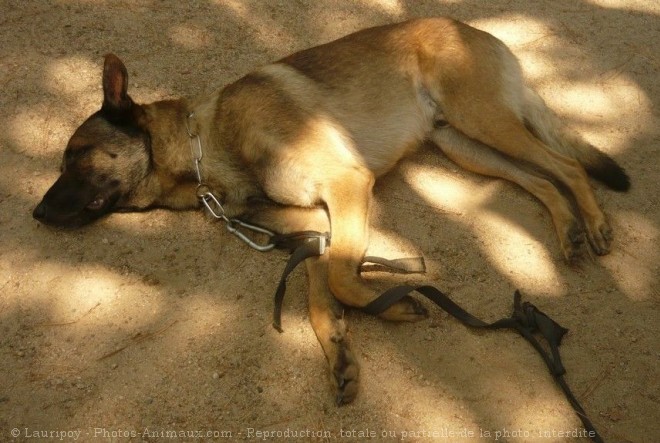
[522,87,630,192]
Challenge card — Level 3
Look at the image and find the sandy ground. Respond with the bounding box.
[1,1,659,442]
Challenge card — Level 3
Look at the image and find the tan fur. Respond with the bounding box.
[35,17,629,404]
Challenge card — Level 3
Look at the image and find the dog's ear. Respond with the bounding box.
[102,53,134,119]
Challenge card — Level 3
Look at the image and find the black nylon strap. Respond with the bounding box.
[362,256,426,274]
[268,238,602,442]
[363,284,512,329]
[271,237,326,332]
[270,231,426,332]
[364,286,602,443]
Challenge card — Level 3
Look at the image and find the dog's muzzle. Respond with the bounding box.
[32,201,49,222]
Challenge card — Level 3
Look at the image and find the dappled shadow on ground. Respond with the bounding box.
[0,1,658,442]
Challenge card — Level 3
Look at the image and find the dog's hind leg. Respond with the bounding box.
[437,68,613,257]
[425,33,615,255]
[431,127,583,260]
[456,108,611,256]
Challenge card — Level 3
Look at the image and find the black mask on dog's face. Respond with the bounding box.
[33,54,152,228]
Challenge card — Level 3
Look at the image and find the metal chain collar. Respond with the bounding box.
[186,111,276,251]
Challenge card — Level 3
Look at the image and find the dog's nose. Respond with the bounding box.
[33,201,47,221]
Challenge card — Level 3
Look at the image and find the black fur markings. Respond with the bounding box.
[586,154,631,192]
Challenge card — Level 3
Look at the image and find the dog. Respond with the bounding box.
[33,17,629,405]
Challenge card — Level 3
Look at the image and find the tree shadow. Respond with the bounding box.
[0,1,657,442]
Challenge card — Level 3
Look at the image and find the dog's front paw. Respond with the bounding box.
[377,295,428,322]
[331,338,359,405]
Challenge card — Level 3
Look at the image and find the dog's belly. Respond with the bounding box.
[346,105,433,177]
[306,83,437,178]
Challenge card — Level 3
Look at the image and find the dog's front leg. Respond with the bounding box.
[323,167,428,322]
[241,205,360,404]
[305,253,359,405]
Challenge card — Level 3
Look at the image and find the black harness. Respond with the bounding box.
[267,230,604,443]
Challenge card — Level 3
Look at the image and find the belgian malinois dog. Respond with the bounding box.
[33,18,629,404]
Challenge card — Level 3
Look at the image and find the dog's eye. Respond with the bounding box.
[86,198,105,211]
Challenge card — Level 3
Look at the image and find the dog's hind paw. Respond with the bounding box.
[559,221,586,262]
[586,219,612,256]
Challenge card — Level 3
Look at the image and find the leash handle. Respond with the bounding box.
[365,286,604,443]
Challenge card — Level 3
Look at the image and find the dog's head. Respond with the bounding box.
[33,54,152,227]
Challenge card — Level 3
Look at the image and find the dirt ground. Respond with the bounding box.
[1,1,658,442]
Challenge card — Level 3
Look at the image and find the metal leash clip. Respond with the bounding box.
[187,111,276,252]
[226,219,276,252]
[197,190,275,251]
